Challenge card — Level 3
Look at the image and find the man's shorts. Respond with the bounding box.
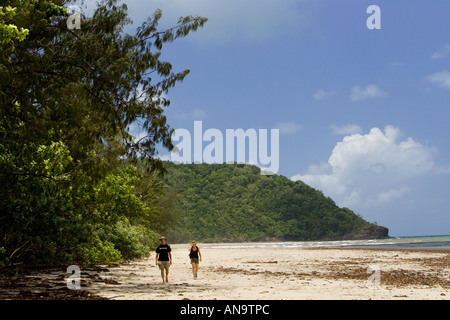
[158,261,170,270]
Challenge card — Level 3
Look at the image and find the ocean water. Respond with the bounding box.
[201,235,450,250]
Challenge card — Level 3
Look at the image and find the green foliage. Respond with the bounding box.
[79,237,122,266]
[0,246,6,268]
[0,5,29,50]
[0,0,206,267]
[107,219,160,261]
[164,163,385,243]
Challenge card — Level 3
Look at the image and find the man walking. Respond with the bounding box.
[155,236,172,283]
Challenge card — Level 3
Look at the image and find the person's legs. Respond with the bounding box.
[191,263,196,277]
[160,268,165,283]
[165,267,169,283]
[159,261,169,283]
[194,263,199,276]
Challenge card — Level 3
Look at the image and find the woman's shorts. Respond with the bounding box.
[190,258,199,264]
[158,261,170,270]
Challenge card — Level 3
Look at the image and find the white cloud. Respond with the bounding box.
[375,187,410,204]
[175,108,207,120]
[128,120,148,143]
[349,84,387,101]
[435,165,450,174]
[157,153,172,162]
[426,70,450,89]
[431,44,450,59]
[291,126,436,208]
[123,0,309,44]
[303,162,332,175]
[330,124,362,136]
[275,121,301,135]
[314,89,336,101]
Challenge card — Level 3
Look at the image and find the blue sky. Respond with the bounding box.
[83,0,450,237]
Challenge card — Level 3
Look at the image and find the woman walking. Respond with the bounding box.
[189,241,202,279]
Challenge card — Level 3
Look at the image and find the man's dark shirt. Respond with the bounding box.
[156,244,171,261]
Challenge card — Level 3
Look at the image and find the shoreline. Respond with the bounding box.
[1,246,449,300]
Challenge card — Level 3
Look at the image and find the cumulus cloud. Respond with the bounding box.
[431,44,450,59]
[314,89,336,101]
[426,70,450,89]
[330,124,362,136]
[275,121,301,135]
[349,84,387,101]
[374,187,410,204]
[291,126,435,208]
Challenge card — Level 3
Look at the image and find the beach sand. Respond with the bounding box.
[88,244,449,300]
[1,244,449,300]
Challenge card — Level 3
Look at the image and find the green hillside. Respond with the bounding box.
[163,162,389,243]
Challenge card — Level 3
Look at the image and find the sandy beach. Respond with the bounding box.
[1,244,449,300]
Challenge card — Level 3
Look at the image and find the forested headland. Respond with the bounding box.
[164,162,388,243]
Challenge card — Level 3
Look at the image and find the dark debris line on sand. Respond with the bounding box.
[0,266,110,300]
[211,251,450,290]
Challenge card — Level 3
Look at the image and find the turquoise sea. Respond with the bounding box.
[202,235,450,250]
